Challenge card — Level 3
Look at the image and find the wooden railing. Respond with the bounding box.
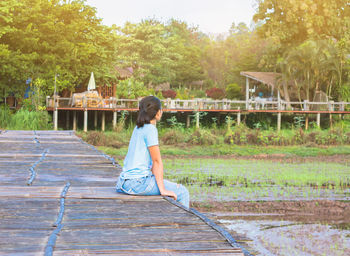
[46,96,350,112]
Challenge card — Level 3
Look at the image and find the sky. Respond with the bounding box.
[86,0,257,35]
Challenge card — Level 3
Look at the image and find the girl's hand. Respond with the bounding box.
[160,189,177,201]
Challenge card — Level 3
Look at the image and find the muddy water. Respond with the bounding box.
[210,212,350,256]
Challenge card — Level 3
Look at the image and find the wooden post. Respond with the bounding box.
[66,111,70,130]
[245,77,249,110]
[196,112,200,129]
[54,108,58,131]
[329,114,333,129]
[84,109,88,132]
[101,111,105,131]
[73,111,77,131]
[186,114,190,128]
[94,111,98,128]
[303,100,309,111]
[113,111,117,129]
[305,114,309,130]
[237,111,241,126]
[277,95,281,131]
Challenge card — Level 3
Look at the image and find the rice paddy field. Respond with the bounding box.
[104,144,350,255]
[161,157,350,256]
[162,158,350,202]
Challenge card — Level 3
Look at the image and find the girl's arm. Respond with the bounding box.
[149,145,177,200]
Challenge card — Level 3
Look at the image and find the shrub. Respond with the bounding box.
[345,132,350,144]
[293,128,306,144]
[162,89,177,99]
[266,133,288,146]
[190,90,206,98]
[225,83,241,99]
[116,78,150,99]
[9,109,52,130]
[175,88,190,100]
[205,87,225,100]
[187,129,220,145]
[0,105,12,128]
[306,131,319,143]
[84,131,126,148]
[161,129,187,145]
[85,131,107,146]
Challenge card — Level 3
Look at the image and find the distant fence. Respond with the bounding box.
[46,96,350,112]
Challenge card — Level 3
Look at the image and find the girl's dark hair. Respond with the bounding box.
[136,96,162,128]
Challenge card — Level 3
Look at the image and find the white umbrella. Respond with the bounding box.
[87,72,96,91]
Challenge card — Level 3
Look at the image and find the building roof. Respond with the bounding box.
[115,66,133,79]
[240,71,281,89]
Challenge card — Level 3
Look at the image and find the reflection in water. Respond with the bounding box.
[219,218,350,256]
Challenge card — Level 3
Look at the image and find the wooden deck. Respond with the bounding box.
[0,130,244,255]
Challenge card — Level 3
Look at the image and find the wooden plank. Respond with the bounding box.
[0,131,244,255]
[0,186,162,200]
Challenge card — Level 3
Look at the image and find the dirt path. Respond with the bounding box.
[192,200,350,223]
[164,154,350,164]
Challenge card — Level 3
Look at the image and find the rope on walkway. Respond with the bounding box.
[44,224,62,256]
[164,197,253,256]
[27,149,49,186]
[33,130,40,144]
[53,182,70,227]
[77,134,251,254]
[45,182,70,256]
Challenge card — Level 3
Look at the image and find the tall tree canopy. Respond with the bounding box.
[0,0,117,98]
[116,19,205,87]
[254,0,350,47]
[254,0,350,101]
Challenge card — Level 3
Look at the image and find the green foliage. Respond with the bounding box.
[225,83,241,99]
[187,129,220,145]
[278,39,347,101]
[113,111,129,132]
[190,90,206,98]
[0,105,12,128]
[0,102,51,130]
[175,88,190,100]
[254,0,350,46]
[117,19,178,85]
[293,116,305,129]
[0,0,118,99]
[163,158,350,202]
[161,129,187,145]
[116,78,150,99]
[166,116,184,129]
[254,0,350,101]
[8,109,52,130]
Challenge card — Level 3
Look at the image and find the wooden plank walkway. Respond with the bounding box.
[0,130,244,255]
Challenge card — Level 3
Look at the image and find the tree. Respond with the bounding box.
[167,20,205,87]
[116,19,206,88]
[254,0,350,101]
[279,39,345,102]
[206,87,225,99]
[225,83,241,99]
[116,19,180,86]
[0,0,118,100]
[254,0,350,48]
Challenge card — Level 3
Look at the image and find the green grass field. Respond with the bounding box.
[98,144,350,159]
[161,158,350,202]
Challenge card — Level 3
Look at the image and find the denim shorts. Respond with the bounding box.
[116,175,156,195]
[116,175,190,208]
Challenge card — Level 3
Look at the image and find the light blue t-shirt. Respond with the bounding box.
[119,124,159,179]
